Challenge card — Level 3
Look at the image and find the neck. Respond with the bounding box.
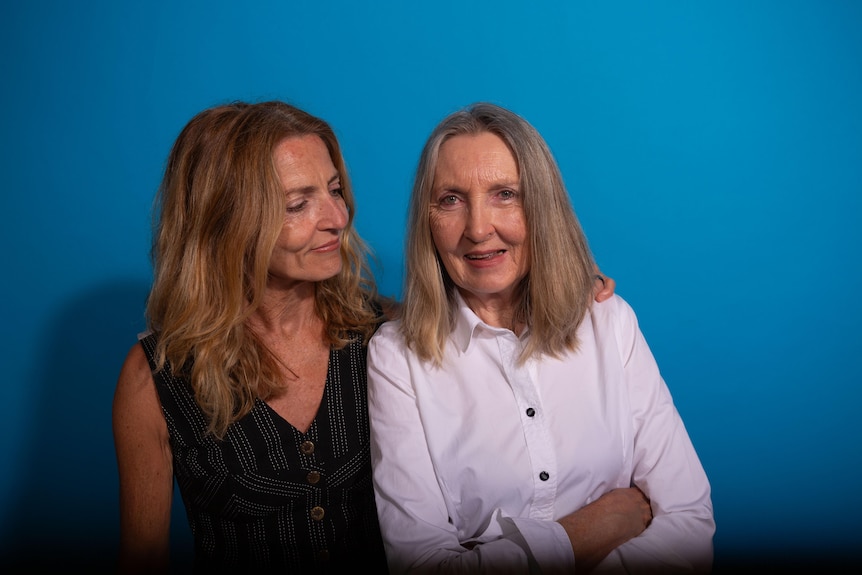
[248,281,320,337]
[459,289,524,335]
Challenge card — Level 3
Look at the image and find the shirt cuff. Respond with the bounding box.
[504,515,576,572]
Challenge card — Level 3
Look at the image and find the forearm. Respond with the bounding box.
[556,487,653,573]
[559,518,636,573]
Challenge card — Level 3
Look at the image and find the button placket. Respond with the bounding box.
[300,438,325,520]
[499,334,558,519]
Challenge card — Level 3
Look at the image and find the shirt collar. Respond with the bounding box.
[449,291,527,354]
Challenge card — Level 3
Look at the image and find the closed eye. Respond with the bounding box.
[286,200,307,213]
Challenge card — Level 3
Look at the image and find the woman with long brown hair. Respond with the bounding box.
[113,101,390,573]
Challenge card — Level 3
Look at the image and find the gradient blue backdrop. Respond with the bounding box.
[2,0,860,571]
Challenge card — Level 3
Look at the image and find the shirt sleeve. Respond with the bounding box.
[367,324,576,574]
[596,297,715,573]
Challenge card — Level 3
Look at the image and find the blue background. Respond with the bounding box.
[1,0,860,571]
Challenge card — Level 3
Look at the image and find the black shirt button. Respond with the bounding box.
[539,471,549,481]
[526,407,536,417]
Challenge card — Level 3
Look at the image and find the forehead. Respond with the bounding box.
[273,135,337,189]
[435,132,518,183]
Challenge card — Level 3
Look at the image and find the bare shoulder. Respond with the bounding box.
[116,342,155,397]
[113,341,167,443]
[121,340,150,373]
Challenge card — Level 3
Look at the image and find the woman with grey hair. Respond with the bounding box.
[367,103,714,573]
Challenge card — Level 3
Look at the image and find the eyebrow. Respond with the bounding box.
[284,173,341,196]
[433,178,520,193]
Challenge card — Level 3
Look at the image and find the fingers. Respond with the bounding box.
[593,272,616,302]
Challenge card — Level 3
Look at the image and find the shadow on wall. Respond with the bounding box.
[0,279,192,573]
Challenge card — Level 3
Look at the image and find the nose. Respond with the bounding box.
[320,193,348,231]
[464,201,494,242]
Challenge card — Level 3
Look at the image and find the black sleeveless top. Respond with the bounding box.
[141,331,387,574]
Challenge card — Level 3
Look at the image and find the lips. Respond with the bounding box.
[465,250,505,260]
[314,239,341,252]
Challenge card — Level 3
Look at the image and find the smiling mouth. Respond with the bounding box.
[315,239,340,252]
[465,250,505,261]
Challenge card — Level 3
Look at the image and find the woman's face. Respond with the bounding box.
[268,135,348,288]
[429,132,530,315]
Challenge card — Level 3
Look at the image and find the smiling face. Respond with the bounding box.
[269,134,348,288]
[429,131,530,323]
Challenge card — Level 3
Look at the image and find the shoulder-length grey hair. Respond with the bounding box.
[401,102,596,365]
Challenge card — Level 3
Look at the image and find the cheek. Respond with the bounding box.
[428,218,447,251]
[429,213,461,251]
[274,222,305,252]
[429,226,444,252]
[505,212,529,245]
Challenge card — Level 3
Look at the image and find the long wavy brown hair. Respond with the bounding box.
[146,100,380,438]
[401,102,596,365]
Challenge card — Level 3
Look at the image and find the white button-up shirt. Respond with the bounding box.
[367,294,714,574]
